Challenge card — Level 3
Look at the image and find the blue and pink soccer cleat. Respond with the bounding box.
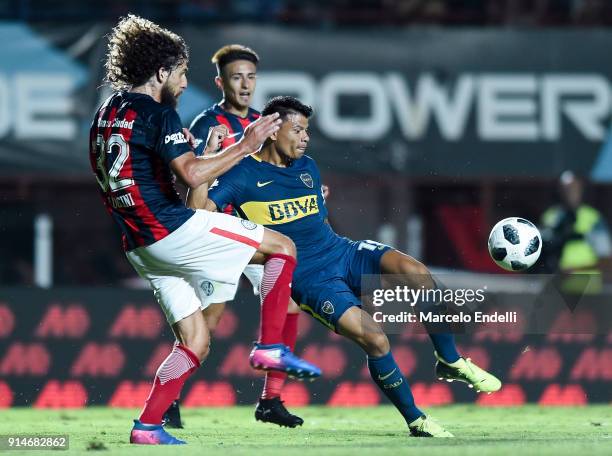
[130,420,186,445]
[249,343,322,380]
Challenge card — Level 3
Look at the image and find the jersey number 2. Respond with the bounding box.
[94,133,134,192]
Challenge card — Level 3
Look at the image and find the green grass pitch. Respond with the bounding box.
[1,405,610,455]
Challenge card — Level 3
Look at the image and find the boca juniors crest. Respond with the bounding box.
[322,300,335,314]
[300,173,314,188]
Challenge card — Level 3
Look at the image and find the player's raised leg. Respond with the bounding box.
[220,264,304,427]
[380,249,501,393]
[336,306,453,438]
[131,307,210,445]
[249,228,321,380]
[255,299,304,427]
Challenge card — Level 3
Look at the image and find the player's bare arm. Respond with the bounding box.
[185,124,229,209]
[171,113,281,189]
[186,187,219,212]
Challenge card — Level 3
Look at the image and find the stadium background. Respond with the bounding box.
[1,0,611,410]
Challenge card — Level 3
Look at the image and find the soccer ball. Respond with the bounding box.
[487,217,542,271]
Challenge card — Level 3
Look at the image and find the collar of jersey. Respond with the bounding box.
[248,154,299,168]
[215,102,257,120]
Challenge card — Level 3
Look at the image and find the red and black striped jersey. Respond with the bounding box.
[189,103,260,156]
[189,103,260,215]
[89,92,194,251]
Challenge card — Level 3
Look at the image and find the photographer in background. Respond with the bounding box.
[540,171,612,292]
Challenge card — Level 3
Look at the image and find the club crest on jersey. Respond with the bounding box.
[300,173,314,188]
[241,219,257,230]
[200,280,214,296]
[322,300,335,314]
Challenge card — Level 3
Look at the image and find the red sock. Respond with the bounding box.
[139,343,200,425]
[262,312,299,399]
[282,312,299,352]
[173,341,181,402]
[259,253,296,345]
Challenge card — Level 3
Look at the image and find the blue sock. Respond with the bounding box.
[367,351,423,424]
[420,277,461,363]
[428,333,460,363]
[415,298,461,363]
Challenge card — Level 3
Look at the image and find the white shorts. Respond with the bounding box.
[243,264,264,296]
[126,210,264,325]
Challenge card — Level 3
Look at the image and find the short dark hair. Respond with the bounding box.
[262,96,313,120]
[211,44,259,74]
[104,15,189,91]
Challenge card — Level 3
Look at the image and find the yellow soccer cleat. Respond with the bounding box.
[408,416,454,438]
[434,351,502,393]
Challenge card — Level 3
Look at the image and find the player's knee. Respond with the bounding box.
[362,331,390,357]
[398,258,430,282]
[276,234,297,258]
[182,333,211,362]
[190,342,210,362]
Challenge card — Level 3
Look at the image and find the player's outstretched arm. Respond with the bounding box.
[170,113,281,189]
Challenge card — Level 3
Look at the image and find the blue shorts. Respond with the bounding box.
[292,239,392,331]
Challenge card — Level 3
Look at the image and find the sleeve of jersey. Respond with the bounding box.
[312,162,329,219]
[189,114,216,157]
[155,109,192,164]
[207,166,244,212]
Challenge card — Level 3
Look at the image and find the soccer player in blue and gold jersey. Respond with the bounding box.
[163,45,306,429]
[192,96,503,438]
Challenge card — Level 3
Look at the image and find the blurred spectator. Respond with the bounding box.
[4,258,34,285]
[540,171,612,292]
[573,0,612,25]
[3,0,610,26]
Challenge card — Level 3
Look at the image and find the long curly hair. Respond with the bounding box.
[104,15,189,91]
